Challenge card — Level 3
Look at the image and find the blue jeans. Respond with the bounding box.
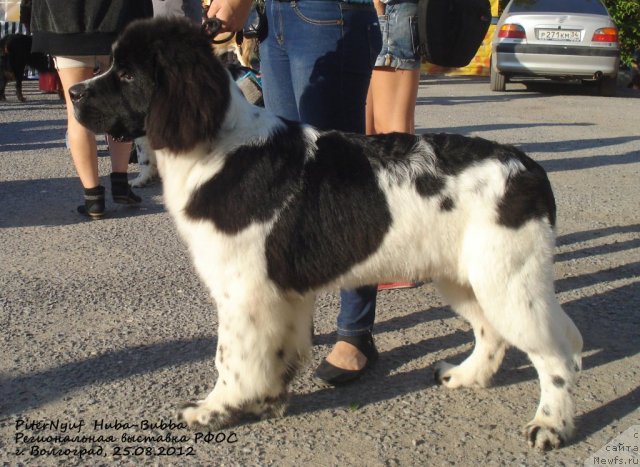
[260,0,381,337]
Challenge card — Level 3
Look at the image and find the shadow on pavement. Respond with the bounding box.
[0,337,217,418]
[0,177,164,228]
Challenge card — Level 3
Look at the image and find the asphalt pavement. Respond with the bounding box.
[0,77,639,466]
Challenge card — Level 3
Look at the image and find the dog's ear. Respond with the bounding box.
[146,36,231,153]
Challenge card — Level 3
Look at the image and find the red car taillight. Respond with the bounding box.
[592,27,618,43]
[498,24,526,39]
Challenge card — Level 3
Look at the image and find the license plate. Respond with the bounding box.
[537,29,581,42]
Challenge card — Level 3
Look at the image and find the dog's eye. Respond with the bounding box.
[117,70,134,82]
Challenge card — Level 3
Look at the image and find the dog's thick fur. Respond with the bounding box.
[70,17,583,450]
[0,34,49,102]
[129,63,262,188]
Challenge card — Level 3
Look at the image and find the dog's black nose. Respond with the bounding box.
[68,84,88,103]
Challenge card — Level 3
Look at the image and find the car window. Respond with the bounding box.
[508,0,608,15]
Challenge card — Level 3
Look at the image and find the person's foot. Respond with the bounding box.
[314,333,378,385]
[112,185,142,204]
[325,341,368,371]
[110,172,142,204]
[77,185,105,220]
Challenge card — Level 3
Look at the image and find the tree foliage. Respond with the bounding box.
[603,0,640,66]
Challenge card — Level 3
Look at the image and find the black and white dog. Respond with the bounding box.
[70,17,583,450]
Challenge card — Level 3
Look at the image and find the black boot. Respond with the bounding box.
[110,172,141,204]
[77,185,105,219]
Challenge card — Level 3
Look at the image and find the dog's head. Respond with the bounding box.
[70,17,231,152]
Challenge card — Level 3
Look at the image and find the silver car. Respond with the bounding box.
[491,0,620,95]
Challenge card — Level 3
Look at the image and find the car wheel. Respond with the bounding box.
[598,75,617,97]
[490,56,506,92]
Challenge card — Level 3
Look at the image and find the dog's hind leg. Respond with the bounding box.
[462,223,583,449]
[523,342,581,450]
[15,76,25,102]
[180,293,314,429]
[433,279,507,388]
[10,57,27,102]
[0,72,7,101]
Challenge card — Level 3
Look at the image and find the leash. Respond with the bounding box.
[201,17,236,45]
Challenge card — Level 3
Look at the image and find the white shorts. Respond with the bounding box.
[54,55,110,72]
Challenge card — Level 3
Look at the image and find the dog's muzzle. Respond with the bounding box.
[68,83,88,104]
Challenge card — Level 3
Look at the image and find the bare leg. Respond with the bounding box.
[366,67,420,134]
[108,136,133,173]
[57,60,133,189]
[57,66,101,189]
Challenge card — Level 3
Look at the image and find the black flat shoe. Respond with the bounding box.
[77,185,105,219]
[110,172,142,205]
[314,333,378,386]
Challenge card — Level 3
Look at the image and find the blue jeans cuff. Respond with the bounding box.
[336,326,373,338]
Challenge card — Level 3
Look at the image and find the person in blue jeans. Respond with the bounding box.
[207,0,382,385]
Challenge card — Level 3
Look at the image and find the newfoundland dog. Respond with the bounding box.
[69,17,582,450]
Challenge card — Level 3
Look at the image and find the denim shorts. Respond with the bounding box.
[375,0,420,70]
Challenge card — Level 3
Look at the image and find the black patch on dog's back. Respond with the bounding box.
[366,132,420,163]
[414,133,497,198]
[422,133,500,175]
[185,120,307,232]
[423,133,556,228]
[327,131,449,198]
[415,173,446,197]
[186,126,554,291]
[498,164,556,229]
[265,130,392,292]
[186,124,392,292]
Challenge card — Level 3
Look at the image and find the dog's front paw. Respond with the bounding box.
[434,361,491,389]
[178,394,288,430]
[130,173,158,188]
[525,421,566,450]
[178,401,238,430]
[434,361,457,386]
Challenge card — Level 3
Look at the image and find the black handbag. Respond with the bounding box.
[417,0,491,68]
